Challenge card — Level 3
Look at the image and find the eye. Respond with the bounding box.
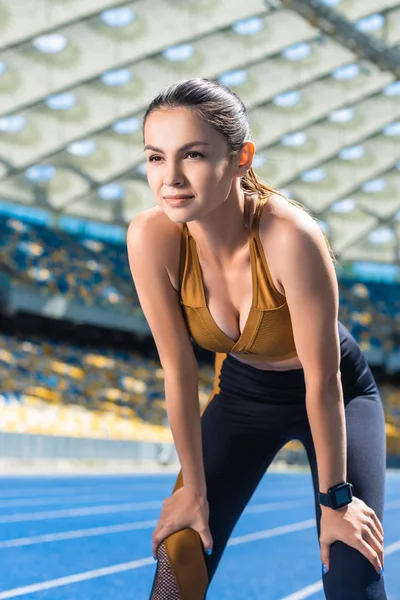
[148,155,163,162]
[185,151,204,159]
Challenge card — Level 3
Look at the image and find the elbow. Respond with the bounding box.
[163,356,198,383]
[305,369,342,400]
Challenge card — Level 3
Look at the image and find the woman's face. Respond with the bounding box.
[143,107,239,223]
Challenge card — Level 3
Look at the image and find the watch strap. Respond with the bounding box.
[318,491,332,507]
[318,482,353,510]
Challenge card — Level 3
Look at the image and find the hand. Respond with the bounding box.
[152,486,213,559]
[320,496,384,574]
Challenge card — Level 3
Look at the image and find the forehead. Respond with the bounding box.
[144,107,225,148]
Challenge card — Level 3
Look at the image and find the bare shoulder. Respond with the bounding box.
[127,206,183,292]
[258,193,332,290]
[261,192,315,230]
[127,205,182,246]
[260,193,326,248]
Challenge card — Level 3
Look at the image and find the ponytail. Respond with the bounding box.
[241,168,337,264]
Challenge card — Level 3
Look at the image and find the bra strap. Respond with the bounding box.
[249,195,263,235]
[178,223,188,291]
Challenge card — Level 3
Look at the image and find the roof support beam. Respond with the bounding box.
[281,0,400,78]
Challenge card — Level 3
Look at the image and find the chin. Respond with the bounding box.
[163,202,198,223]
[162,208,188,224]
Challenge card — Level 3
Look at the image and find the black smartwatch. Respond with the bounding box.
[318,482,354,510]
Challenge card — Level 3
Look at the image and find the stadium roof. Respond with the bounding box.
[0,0,399,262]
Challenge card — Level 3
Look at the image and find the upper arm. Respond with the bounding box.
[274,216,340,389]
[126,212,197,375]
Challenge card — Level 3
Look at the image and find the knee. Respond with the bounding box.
[164,528,204,566]
[161,528,209,599]
[323,541,385,600]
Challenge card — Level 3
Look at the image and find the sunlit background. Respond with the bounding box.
[0,1,400,598]
[0,0,399,480]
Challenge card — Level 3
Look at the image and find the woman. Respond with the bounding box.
[127,78,387,600]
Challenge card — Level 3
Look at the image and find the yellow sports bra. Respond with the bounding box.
[178,198,298,362]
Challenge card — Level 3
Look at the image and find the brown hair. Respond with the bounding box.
[143,78,336,262]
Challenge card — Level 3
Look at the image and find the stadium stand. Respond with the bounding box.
[0,0,399,462]
[0,331,215,442]
[1,213,399,352]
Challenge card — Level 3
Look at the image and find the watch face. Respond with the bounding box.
[335,487,351,506]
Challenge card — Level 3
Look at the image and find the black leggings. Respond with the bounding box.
[150,322,387,599]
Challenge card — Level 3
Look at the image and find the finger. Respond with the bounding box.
[357,537,382,574]
[320,540,331,573]
[364,521,384,565]
[362,527,384,570]
[366,508,384,537]
[372,512,384,538]
[152,527,167,558]
[199,528,213,554]
[367,517,384,546]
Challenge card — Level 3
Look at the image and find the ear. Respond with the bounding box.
[236,141,256,177]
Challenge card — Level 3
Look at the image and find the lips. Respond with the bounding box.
[163,195,194,207]
[163,195,194,200]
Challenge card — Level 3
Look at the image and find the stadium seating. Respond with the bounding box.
[1,216,399,351]
[0,328,399,452]
[0,216,138,313]
[0,332,214,442]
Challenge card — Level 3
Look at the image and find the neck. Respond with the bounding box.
[187,189,258,267]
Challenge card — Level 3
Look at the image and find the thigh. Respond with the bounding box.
[150,389,288,599]
[197,391,288,581]
[302,390,387,600]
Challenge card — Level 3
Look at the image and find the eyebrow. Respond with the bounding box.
[143,141,210,153]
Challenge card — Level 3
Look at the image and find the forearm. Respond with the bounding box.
[164,366,207,498]
[305,372,346,495]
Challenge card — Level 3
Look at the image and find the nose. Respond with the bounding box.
[162,159,185,188]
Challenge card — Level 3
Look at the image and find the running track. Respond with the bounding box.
[0,471,399,599]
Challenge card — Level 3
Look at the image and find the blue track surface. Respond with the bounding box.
[0,471,399,599]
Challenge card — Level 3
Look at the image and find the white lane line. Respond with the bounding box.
[228,519,315,546]
[0,500,312,548]
[0,501,161,524]
[0,480,398,501]
[2,493,399,511]
[256,489,312,500]
[0,518,316,598]
[0,494,312,510]
[1,519,399,600]
[245,500,310,513]
[0,520,158,548]
[243,498,400,516]
[0,558,155,599]
[280,582,324,600]
[0,480,173,500]
[384,499,400,509]
[385,539,400,553]
[1,497,398,545]
[279,538,400,600]
[0,494,155,509]
[0,487,129,500]
[0,484,315,505]
[0,496,313,525]
[0,483,168,499]
[0,473,399,499]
